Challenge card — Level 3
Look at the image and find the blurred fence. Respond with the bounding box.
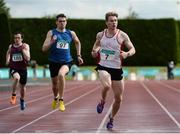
[1,67,180,80]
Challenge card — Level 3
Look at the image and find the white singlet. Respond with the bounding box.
[99,29,124,69]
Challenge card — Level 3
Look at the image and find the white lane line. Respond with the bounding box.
[12,87,99,133]
[96,80,127,133]
[156,81,180,93]
[0,82,90,100]
[0,82,50,87]
[0,94,51,112]
[96,102,113,134]
[0,84,89,112]
[140,81,180,128]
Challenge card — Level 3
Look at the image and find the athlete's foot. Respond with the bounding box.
[96,100,105,114]
[20,98,26,110]
[106,116,114,130]
[59,99,65,112]
[52,98,58,110]
[10,95,17,105]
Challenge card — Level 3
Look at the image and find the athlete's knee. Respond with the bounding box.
[58,73,65,79]
[20,87,26,92]
[14,76,20,82]
[114,95,123,104]
[104,85,111,91]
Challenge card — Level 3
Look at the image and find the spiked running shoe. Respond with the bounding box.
[106,116,114,130]
[20,98,26,110]
[52,99,58,110]
[96,100,105,114]
[59,99,65,112]
[10,96,17,105]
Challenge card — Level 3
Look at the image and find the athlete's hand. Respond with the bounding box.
[22,44,27,50]
[50,35,57,45]
[120,51,129,59]
[77,56,83,65]
[91,50,99,58]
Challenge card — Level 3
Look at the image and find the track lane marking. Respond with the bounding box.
[156,81,180,94]
[0,82,92,100]
[96,103,113,134]
[140,81,180,128]
[0,84,91,112]
[12,87,99,133]
[96,80,127,133]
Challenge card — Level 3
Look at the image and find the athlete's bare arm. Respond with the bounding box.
[120,32,135,59]
[71,31,83,65]
[71,31,81,56]
[5,45,11,65]
[22,43,31,61]
[42,30,54,52]
[91,32,103,58]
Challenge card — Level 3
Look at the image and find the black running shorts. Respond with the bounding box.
[96,64,123,80]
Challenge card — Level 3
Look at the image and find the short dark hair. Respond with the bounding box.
[105,12,118,21]
[14,32,24,39]
[56,13,66,20]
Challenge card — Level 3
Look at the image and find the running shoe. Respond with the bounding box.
[52,99,58,110]
[59,99,65,112]
[106,116,114,130]
[20,98,26,110]
[96,100,105,114]
[10,96,17,105]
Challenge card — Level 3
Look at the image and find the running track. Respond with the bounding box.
[0,80,180,133]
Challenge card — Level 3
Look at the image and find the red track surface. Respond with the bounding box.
[0,80,180,133]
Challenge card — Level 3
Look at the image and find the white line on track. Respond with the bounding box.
[156,81,180,93]
[12,87,99,133]
[0,94,51,112]
[0,82,50,87]
[96,102,113,134]
[140,81,180,128]
[96,81,128,133]
[0,84,90,112]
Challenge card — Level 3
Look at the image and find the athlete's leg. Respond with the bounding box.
[19,84,26,99]
[51,77,59,98]
[111,79,124,119]
[10,72,20,104]
[106,79,124,129]
[51,76,60,109]
[12,72,20,95]
[58,65,69,112]
[96,70,111,113]
[98,70,111,101]
[18,70,27,110]
[19,83,26,110]
[58,65,69,99]
[18,70,27,100]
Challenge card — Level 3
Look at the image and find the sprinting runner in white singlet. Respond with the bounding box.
[91,12,135,130]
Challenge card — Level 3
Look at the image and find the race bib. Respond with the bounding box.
[100,49,115,60]
[56,41,69,49]
[12,53,23,62]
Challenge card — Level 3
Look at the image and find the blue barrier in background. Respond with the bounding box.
[0,68,9,79]
[123,69,129,77]
[173,68,180,76]
[137,68,160,76]
[0,67,180,79]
